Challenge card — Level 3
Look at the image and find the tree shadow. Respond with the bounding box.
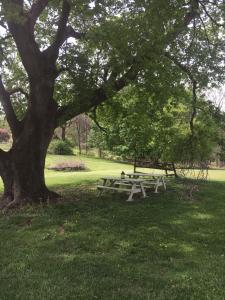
[1,181,225,299]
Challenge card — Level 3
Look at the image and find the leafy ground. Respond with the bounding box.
[1,154,225,299]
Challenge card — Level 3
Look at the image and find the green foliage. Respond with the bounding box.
[48,140,74,155]
[92,86,220,163]
[1,1,224,127]
[88,124,107,150]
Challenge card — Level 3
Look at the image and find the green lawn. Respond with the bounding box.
[1,154,225,299]
[45,154,134,189]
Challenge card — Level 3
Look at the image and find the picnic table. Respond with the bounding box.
[97,176,147,202]
[125,172,166,193]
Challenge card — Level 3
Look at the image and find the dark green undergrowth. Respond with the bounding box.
[1,181,225,299]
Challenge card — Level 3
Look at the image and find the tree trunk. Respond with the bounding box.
[0,82,59,207]
[98,148,102,158]
[61,126,66,141]
[0,151,13,203]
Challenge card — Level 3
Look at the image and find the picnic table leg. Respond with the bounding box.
[98,178,107,196]
[126,184,136,202]
[162,177,166,190]
[140,182,146,198]
[154,178,160,193]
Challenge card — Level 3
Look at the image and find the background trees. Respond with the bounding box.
[88,85,220,163]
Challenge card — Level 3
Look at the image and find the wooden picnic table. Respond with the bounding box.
[125,172,167,193]
[97,176,147,202]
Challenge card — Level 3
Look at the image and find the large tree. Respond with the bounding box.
[0,0,224,207]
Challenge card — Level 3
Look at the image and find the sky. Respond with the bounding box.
[206,87,225,112]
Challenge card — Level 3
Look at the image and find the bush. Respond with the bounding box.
[48,140,74,155]
[0,128,10,143]
[47,161,86,171]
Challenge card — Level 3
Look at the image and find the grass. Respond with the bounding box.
[45,154,134,189]
[46,154,225,187]
[1,151,225,299]
[1,182,225,299]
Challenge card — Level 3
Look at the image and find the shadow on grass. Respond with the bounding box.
[1,181,225,299]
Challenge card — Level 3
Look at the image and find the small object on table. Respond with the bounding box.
[121,171,125,179]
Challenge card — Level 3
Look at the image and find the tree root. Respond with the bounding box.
[0,190,62,212]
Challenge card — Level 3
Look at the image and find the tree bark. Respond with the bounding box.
[61,125,66,141]
[0,81,59,207]
[0,150,13,203]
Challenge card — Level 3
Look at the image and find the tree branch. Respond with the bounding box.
[89,107,107,133]
[0,20,7,30]
[56,64,138,125]
[199,1,224,27]
[164,52,195,82]
[29,0,49,29]
[0,75,22,137]
[2,0,42,76]
[8,87,29,100]
[165,0,200,43]
[44,0,85,60]
[164,52,198,146]
[44,0,71,59]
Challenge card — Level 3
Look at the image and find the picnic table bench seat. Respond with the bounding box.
[97,185,140,193]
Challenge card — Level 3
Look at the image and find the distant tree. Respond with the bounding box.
[88,124,108,158]
[73,114,91,155]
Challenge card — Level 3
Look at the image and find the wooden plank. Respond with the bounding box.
[97,185,140,192]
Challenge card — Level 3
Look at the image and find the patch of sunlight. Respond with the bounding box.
[59,254,77,262]
[191,212,214,220]
[147,226,161,232]
[159,242,177,249]
[7,262,27,271]
[171,219,184,225]
[117,241,130,249]
[180,243,195,253]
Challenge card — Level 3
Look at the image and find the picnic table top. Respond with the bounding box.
[125,172,166,177]
[101,177,147,182]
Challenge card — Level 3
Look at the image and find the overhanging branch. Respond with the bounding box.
[89,107,107,133]
[164,52,198,145]
[56,64,138,125]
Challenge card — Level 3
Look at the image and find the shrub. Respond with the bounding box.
[47,161,86,171]
[48,140,74,155]
[0,128,10,143]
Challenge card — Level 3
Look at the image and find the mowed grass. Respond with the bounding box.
[1,153,225,299]
[45,154,134,189]
[1,181,225,299]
